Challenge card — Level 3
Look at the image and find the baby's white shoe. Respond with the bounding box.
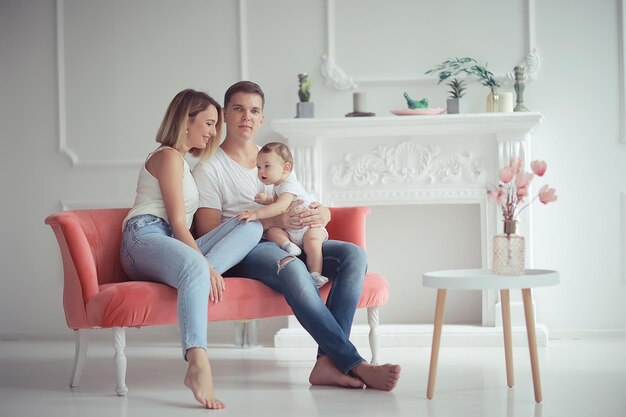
[311,272,329,288]
[281,241,302,256]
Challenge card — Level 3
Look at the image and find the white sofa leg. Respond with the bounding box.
[367,307,380,365]
[70,329,88,387]
[113,327,128,396]
[234,320,259,348]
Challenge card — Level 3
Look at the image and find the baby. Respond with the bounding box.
[237,142,328,287]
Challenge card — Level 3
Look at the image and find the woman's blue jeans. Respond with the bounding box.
[225,239,368,374]
[120,214,263,357]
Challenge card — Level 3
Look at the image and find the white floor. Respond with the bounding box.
[1,333,625,417]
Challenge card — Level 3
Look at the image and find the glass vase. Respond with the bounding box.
[492,220,525,275]
[486,91,500,112]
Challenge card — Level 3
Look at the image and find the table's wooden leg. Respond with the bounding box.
[427,289,447,399]
[522,288,542,403]
[500,289,514,388]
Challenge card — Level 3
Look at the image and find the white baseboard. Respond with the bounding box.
[274,323,551,348]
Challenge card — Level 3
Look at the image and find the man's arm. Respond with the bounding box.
[194,207,223,237]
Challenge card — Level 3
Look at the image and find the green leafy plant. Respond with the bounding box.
[426,57,501,94]
[446,78,466,99]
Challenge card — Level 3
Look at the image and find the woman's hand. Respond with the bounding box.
[209,266,225,303]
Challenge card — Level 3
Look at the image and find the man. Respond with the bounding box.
[192,81,400,391]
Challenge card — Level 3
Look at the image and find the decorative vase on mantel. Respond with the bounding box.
[486,90,500,113]
[492,219,525,275]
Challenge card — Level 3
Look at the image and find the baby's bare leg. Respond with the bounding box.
[265,227,291,247]
[303,228,326,274]
[267,227,302,255]
[184,348,225,409]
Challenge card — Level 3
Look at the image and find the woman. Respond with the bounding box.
[120,89,262,409]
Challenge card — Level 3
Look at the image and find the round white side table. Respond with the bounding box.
[422,269,559,403]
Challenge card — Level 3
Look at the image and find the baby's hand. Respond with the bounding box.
[236,210,258,223]
[254,192,267,204]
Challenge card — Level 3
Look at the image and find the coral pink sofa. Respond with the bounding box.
[45,206,388,395]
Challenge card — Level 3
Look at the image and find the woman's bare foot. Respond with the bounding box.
[350,362,401,391]
[309,355,364,388]
[184,348,225,409]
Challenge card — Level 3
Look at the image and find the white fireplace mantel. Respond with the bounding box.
[271,112,545,348]
[273,113,542,205]
[273,112,542,140]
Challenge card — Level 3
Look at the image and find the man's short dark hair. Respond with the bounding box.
[224,81,265,109]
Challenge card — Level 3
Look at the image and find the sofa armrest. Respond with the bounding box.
[46,212,101,328]
[326,207,372,249]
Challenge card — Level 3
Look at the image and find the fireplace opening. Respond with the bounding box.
[352,203,482,326]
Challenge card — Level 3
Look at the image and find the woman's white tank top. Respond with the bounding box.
[122,147,199,230]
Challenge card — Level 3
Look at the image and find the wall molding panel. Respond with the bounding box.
[623,192,626,283]
[617,0,626,144]
[55,0,143,168]
[238,0,249,81]
[320,0,540,90]
[55,0,246,168]
[60,199,130,211]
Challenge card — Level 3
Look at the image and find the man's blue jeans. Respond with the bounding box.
[225,239,368,373]
[120,215,263,356]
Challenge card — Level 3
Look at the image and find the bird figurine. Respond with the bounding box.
[403,92,429,109]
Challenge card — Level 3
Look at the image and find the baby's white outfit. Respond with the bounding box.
[274,172,329,287]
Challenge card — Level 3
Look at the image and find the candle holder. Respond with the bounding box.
[346,91,375,117]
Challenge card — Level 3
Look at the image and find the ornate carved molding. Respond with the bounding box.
[505,47,541,82]
[320,54,357,90]
[325,188,486,206]
[329,142,485,187]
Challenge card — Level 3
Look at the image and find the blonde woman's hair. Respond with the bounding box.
[259,142,293,167]
[155,89,223,160]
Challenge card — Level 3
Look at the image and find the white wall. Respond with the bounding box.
[1,0,625,342]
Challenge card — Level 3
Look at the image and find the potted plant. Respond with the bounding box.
[445,78,467,114]
[296,73,314,118]
[426,57,502,112]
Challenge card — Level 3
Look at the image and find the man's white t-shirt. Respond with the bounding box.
[192,147,272,224]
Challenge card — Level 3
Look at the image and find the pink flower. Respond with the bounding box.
[538,184,558,204]
[486,157,557,221]
[510,157,522,175]
[530,160,547,177]
[515,172,534,189]
[499,166,516,184]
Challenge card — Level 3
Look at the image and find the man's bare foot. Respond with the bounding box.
[184,348,225,409]
[309,355,364,388]
[350,362,401,391]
